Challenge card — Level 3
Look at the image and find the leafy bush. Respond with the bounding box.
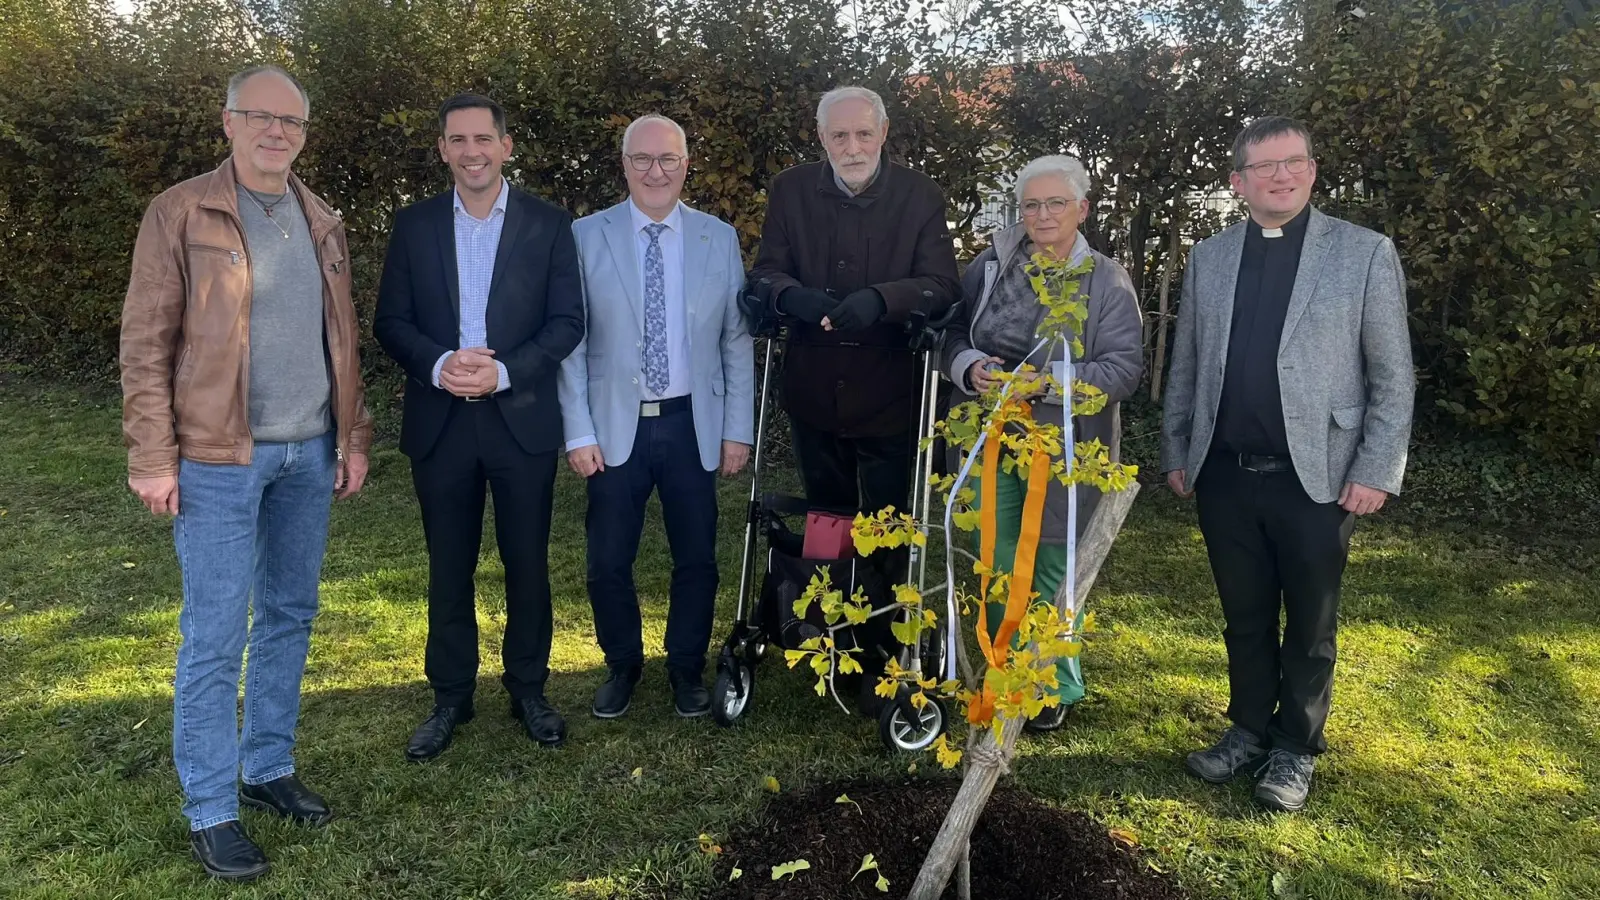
[1,0,1595,456]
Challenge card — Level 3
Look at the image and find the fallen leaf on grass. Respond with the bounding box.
[1109,827,1139,848]
[763,775,780,793]
[122,561,136,569]
[697,833,722,856]
[836,793,861,813]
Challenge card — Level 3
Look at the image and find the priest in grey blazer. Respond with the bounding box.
[1160,116,1414,813]
[557,114,755,721]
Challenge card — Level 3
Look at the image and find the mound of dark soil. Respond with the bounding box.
[704,777,1189,900]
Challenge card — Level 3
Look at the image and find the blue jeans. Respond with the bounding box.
[171,434,336,830]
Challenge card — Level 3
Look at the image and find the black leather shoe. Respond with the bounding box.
[406,702,474,762]
[669,671,712,718]
[240,774,333,826]
[1023,702,1072,733]
[510,695,567,747]
[190,820,270,881]
[592,666,643,719]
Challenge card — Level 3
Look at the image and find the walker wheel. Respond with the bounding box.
[712,661,755,727]
[878,691,947,752]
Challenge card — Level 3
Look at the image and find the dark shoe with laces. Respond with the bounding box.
[190,820,270,881]
[406,702,474,762]
[1023,701,1072,733]
[669,671,711,718]
[511,694,567,747]
[240,774,332,826]
[592,666,643,719]
[1254,748,1316,812]
[1185,725,1268,784]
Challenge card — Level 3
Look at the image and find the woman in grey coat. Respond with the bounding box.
[942,154,1144,730]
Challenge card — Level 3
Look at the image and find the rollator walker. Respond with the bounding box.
[709,279,957,753]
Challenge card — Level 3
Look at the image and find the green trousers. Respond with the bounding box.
[971,470,1086,705]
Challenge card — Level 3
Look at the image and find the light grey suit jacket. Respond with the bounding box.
[558,200,755,471]
[1159,207,1415,502]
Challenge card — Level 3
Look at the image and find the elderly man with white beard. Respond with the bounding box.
[747,85,960,713]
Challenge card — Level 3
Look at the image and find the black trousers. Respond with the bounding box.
[585,402,718,678]
[789,417,916,668]
[789,418,913,517]
[411,399,557,707]
[1195,451,1355,756]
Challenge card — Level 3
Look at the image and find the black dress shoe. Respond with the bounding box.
[669,671,712,718]
[190,820,270,881]
[241,774,333,826]
[406,702,474,762]
[592,666,643,719]
[510,695,567,747]
[1023,701,1073,733]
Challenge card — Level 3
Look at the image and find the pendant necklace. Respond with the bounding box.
[242,187,292,240]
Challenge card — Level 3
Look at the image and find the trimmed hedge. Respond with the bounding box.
[1,0,1595,456]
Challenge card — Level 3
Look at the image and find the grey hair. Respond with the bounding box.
[226,65,310,117]
[816,86,888,131]
[621,114,688,155]
[1232,116,1314,171]
[1014,154,1091,203]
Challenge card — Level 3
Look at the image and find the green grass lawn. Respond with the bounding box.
[1,382,1597,900]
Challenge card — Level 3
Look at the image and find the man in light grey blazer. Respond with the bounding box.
[558,114,755,720]
[1160,116,1414,812]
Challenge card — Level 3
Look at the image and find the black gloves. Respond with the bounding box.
[779,286,836,324]
[825,288,886,332]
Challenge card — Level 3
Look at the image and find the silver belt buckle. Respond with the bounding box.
[640,401,661,418]
[464,394,489,403]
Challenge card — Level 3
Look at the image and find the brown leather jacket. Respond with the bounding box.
[120,160,373,479]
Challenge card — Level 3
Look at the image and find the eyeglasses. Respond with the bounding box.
[229,109,309,136]
[625,153,685,173]
[1237,155,1312,178]
[1020,197,1078,218]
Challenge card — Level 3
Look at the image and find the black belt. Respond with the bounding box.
[1235,452,1294,474]
[641,395,691,417]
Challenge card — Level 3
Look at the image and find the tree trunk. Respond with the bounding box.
[906,718,1025,900]
[1127,201,1151,303]
[957,840,972,900]
[905,482,1142,900]
[1149,208,1183,403]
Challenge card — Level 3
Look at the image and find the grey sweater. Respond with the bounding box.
[236,185,332,443]
[941,223,1145,543]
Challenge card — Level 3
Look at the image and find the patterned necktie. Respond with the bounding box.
[642,222,670,395]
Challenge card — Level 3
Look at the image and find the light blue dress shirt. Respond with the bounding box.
[431,178,511,393]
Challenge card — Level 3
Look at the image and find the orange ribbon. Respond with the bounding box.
[973,400,1054,671]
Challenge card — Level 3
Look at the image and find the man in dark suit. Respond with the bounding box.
[375,94,584,759]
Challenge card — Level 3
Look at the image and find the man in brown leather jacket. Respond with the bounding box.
[119,64,372,882]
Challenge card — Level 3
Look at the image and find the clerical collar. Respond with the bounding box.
[1251,205,1310,240]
